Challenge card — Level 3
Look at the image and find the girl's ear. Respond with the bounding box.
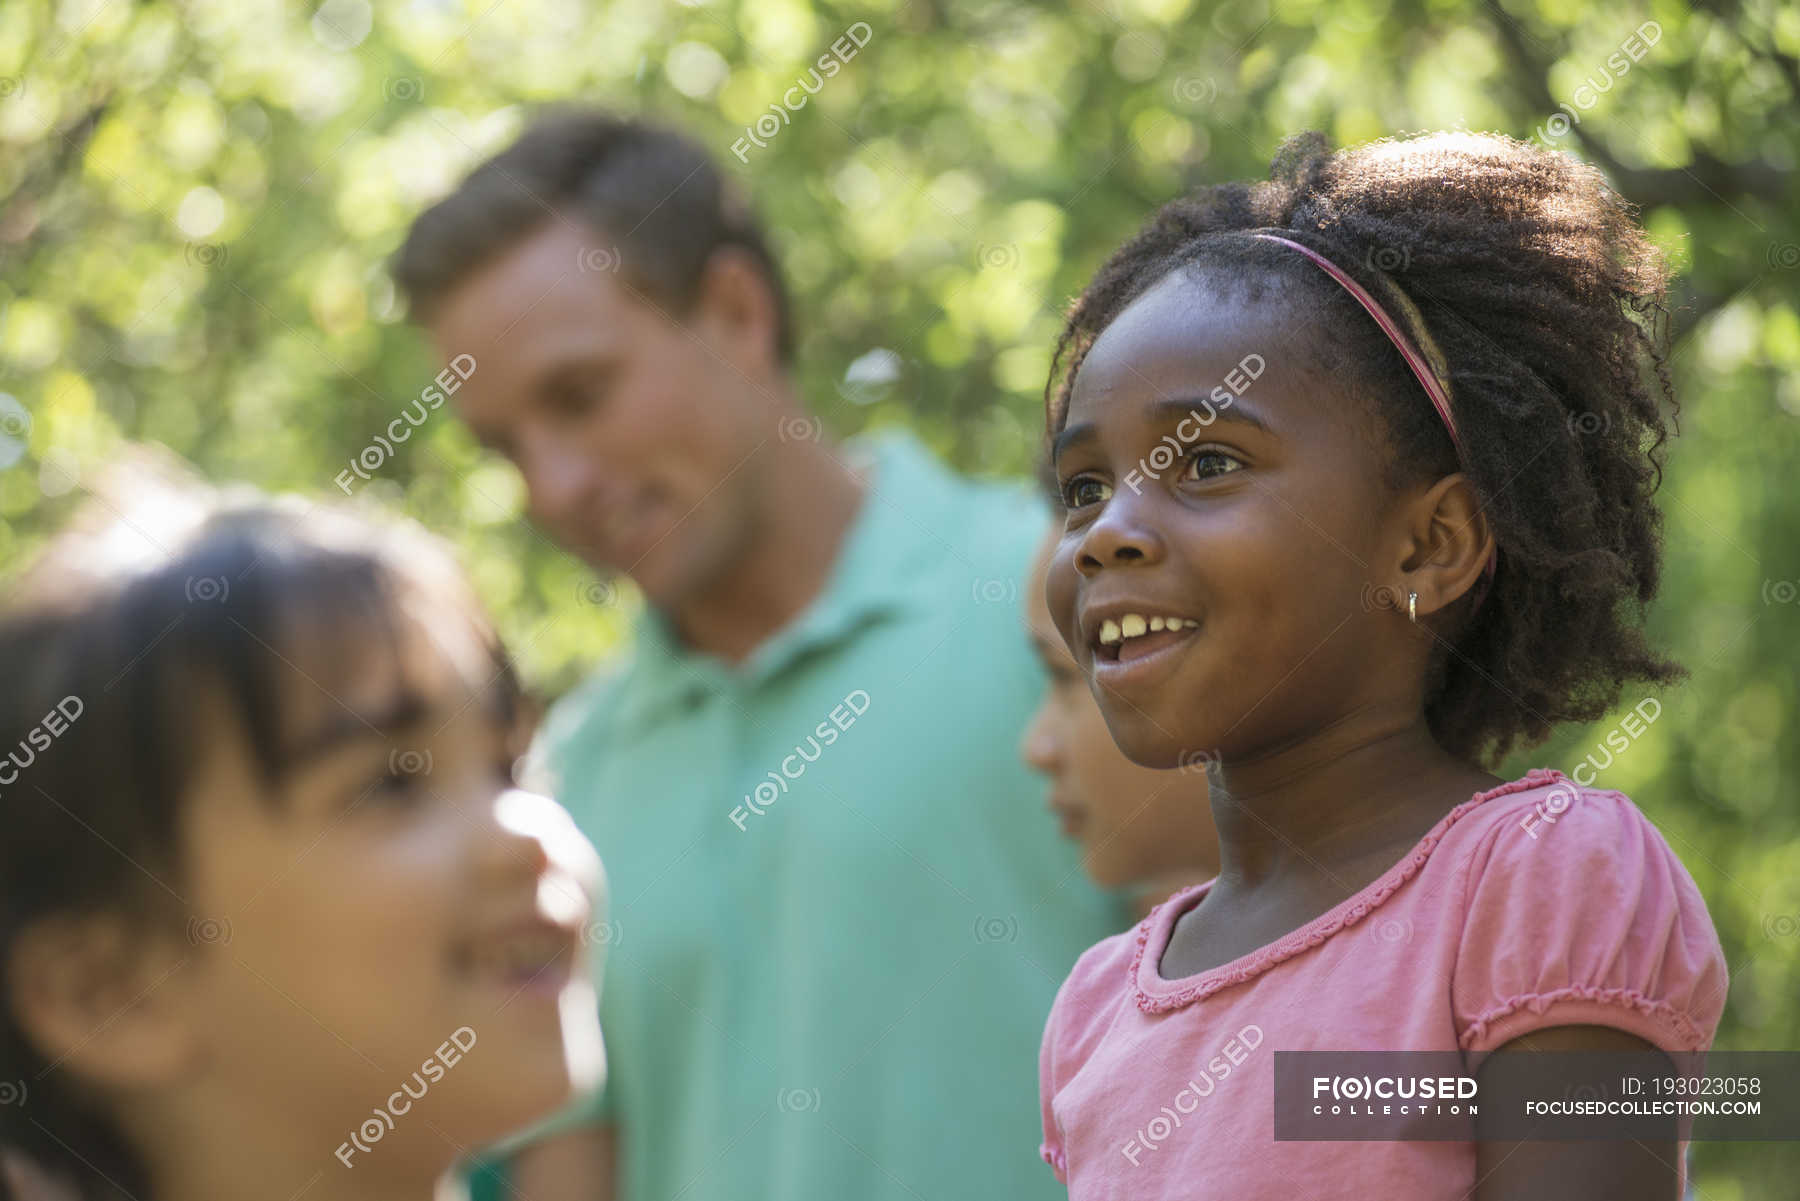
[1397,472,1495,617]
[8,913,202,1090]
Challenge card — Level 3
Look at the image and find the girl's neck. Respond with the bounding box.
[139,1105,460,1201]
[1130,868,1216,921]
[153,1156,455,1201]
[1206,714,1498,893]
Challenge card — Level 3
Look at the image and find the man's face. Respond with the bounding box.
[428,219,780,610]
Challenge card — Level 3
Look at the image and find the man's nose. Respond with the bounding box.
[520,433,600,528]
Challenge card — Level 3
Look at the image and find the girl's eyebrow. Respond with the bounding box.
[1051,395,1275,466]
[1050,420,1098,466]
[1144,395,1274,436]
[285,690,431,767]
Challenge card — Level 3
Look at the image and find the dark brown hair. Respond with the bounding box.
[394,108,794,362]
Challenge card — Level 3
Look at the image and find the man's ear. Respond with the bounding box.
[8,914,200,1090]
[689,244,784,381]
[1398,472,1495,618]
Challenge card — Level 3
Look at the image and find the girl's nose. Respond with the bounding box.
[478,788,551,877]
[480,790,602,926]
[1020,705,1063,774]
[1074,498,1164,576]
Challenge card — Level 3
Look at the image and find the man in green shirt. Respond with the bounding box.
[397,110,1121,1201]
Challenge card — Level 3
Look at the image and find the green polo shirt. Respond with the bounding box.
[531,431,1122,1201]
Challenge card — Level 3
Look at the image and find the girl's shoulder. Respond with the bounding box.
[1042,898,1194,1055]
[1055,919,1153,1011]
[1434,769,1728,1053]
[1435,767,1700,887]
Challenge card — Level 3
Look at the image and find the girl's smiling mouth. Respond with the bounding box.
[456,916,585,1006]
[1093,611,1201,662]
[1085,603,1204,687]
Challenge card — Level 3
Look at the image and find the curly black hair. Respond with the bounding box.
[1046,131,1682,768]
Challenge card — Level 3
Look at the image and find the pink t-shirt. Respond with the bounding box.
[1038,768,1727,1198]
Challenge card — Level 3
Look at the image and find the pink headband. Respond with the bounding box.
[1249,231,1498,592]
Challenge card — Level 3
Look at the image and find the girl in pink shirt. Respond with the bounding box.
[1037,131,1726,1200]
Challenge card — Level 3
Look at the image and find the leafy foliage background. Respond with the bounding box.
[2,0,1796,1191]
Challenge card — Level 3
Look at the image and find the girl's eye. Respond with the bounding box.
[1182,449,1243,481]
[363,752,437,806]
[550,388,593,418]
[367,763,428,807]
[1061,475,1112,510]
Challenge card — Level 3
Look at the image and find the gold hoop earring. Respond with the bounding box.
[1407,591,1418,623]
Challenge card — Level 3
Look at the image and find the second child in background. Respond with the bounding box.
[1020,520,1218,920]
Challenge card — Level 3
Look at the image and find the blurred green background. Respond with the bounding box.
[1,0,1796,1193]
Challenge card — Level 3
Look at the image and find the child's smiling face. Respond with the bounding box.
[1046,266,1419,770]
[157,593,603,1183]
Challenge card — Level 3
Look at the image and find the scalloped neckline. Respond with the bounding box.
[1132,767,1567,1013]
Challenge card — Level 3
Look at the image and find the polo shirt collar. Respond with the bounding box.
[619,432,950,720]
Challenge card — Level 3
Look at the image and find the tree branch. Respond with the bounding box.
[1479,0,1788,208]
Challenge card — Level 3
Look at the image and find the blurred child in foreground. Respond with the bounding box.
[0,455,605,1201]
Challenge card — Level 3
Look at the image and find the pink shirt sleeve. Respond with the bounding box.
[1452,786,1728,1053]
[1038,976,1073,1183]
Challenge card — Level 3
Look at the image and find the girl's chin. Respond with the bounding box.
[1102,735,1194,772]
[449,1073,583,1150]
[1099,707,1222,772]
[1084,858,1131,892]
[1085,838,1155,892]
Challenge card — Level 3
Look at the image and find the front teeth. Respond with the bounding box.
[1097,614,1199,646]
